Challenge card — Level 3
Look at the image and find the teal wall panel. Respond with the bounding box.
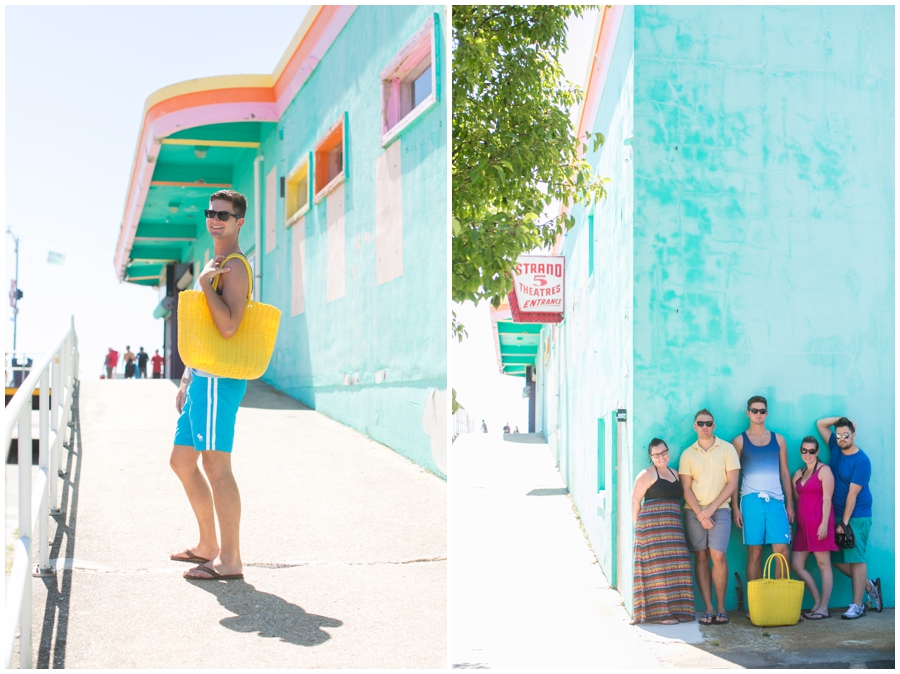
[190,6,447,475]
[633,5,894,610]
[262,5,447,475]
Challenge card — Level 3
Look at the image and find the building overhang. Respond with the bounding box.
[489,301,542,378]
[114,5,357,284]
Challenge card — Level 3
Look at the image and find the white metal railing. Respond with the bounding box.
[4,317,79,669]
[453,408,476,439]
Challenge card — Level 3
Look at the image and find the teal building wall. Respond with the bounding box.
[191,6,447,475]
[541,5,894,614]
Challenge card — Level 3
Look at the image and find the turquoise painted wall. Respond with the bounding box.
[633,5,894,610]
[264,5,447,475]
[192,7,447,475]
[540,4,894,616]
[541,5,635,597]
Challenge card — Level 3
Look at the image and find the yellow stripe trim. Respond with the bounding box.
[160,139,260,148]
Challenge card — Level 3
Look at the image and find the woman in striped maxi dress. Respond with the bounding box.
[630,438,696,624]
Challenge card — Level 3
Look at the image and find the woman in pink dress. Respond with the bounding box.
[790,435,838,620]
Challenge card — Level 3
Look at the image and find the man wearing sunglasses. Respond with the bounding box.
[169,190,251,582]
[679,409,741,625]
[815,416,880,619]
[731,396,794,585]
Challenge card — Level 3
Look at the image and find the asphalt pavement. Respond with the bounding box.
[7,377,446,668]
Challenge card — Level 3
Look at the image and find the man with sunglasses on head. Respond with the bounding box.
[169,189,251,582]
[815,416,881,619]
[679,409,741,625]
[731,396,794,585]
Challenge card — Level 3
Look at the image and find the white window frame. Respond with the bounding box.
[285,152,312,227]
[380,14,439,147]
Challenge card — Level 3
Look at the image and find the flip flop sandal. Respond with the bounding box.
[805,611,830,620]
[184,562,244,581]
[170,549,210,564]
[699,613,715,625]
[713,613,730,625]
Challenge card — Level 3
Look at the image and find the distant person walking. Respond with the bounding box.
[631,438,696,624]
[481,420,488,433]
[104,347,118,379]
[123,346,136,379]
[815,416,882,619]
[169,190,251,582]
[151,350,164,379]
[503,422,511,434]
[136,347,149,379]
[790,436,838,620]
[679,409,740,626]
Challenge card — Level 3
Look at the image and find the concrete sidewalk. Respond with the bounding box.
[450,433,894,669]
[9,378,446,668]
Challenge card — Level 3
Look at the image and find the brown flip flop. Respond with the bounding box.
[184,562,244,581]
[170,549,210,564]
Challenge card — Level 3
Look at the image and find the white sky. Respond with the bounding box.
[4,5,310,381]
[451,9,599,435]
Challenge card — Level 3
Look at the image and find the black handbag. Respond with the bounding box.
[835,520,856,549]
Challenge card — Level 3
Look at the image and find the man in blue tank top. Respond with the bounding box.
[732,396,794,583]
[816,416,881,619]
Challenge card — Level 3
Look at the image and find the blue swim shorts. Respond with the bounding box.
[740,492,791,547]
[174,372,247,452]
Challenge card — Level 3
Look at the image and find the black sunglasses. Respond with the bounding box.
[696,420,713,428]
[800,448,818,455]
[205,209,240,221]
[749,408,767,415]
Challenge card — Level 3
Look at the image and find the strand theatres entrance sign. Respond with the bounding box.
[508,255,565,323]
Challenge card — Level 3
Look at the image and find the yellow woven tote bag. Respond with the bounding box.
[177,253,281,379]
[747,553,805,626]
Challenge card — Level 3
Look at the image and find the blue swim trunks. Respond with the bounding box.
[740,492,791,546]
[174,372,247,452]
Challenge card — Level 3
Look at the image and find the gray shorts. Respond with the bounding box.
[684,508,732,553]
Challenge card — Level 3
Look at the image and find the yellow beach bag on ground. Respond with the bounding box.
[748,553,805,626]
[177,253,281,380]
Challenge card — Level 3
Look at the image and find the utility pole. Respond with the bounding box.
[7,227,22,351]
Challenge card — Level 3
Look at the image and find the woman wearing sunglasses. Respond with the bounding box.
[630,438,696,624]
[790,436,838,619]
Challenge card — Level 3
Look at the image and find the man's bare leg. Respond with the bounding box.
[771,544,790,578]
[834,562,868,606]
[710,549,729,616]
[185,451,242,577]
[169,445,219,560]
[746,545,763,581]
[695,549,714,617]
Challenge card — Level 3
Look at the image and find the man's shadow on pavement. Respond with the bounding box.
[187,579,342,646]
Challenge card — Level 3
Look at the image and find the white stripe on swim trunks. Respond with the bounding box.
[206,376,212,451]
[212,378,218,450]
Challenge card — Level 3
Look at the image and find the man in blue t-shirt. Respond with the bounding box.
[816,416,881,619]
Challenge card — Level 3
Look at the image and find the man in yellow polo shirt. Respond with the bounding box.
[679,408,741,625]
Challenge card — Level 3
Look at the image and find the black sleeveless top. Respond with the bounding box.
[645,466,683,500]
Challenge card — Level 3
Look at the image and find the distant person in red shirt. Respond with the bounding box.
[105,348,119,379]
[151,350,164,379]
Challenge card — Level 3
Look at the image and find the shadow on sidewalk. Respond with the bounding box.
[186,580,343,646]
[501,433,546,444]
[239,380,312,411]
[37,381,82,669]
